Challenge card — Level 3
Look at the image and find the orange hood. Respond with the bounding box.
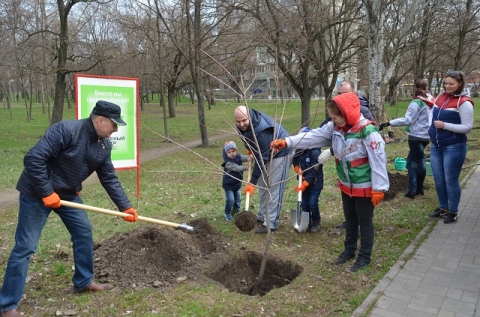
[331,92,361,132]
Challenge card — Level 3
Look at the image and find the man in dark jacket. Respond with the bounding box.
[0,101,138,317]
[234,105,292,233]
[320,80,376,127]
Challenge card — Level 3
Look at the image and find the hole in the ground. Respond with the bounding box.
[206,251,303,296]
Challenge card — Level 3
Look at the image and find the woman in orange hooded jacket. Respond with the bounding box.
[271,92,389,272]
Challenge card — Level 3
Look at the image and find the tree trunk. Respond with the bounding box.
[52,69,67,125]
[413,3,432,79]
[186,0,209,146]
[168,88,176,117]
[454,0,472,69]
[157,40,168,138]
[386,75,401,106]
[5,87,12,119]
[51,1,70,125]
[66,87,72,109]
[300,93,312,127]
[188,86,195,104]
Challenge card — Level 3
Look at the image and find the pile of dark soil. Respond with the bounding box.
[93,218,301,295]
[93,218,225,289]
[384,171,410,201]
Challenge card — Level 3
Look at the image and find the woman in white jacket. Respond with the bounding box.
[379,79,434,199]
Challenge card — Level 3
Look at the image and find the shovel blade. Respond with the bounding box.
[290,208,298,227]
[290,208,310,233]
[295,211,310,233]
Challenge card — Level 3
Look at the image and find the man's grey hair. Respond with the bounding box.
[341,80,355,91]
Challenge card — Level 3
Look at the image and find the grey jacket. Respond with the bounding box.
[389,98,431,141]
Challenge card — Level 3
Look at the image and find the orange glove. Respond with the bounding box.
[244,183,255,196]
[294,180,309,193]
[371,191,385,206]
[123,207,138,222]
[247,150,252,155]
[294,165,301,174]
[42,192,61,209]
[270,139,287,151]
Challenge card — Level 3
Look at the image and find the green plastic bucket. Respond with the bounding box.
[426,161,433,176]
[394,157,407,171]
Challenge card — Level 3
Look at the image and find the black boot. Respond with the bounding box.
[404,191,416,199]
[429,208,448,218]
[310,220,320,233]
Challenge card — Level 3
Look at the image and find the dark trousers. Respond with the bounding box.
[301,183,322,223]
[341,192,374,263]
[407,140,429,193]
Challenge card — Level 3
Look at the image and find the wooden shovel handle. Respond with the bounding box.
[245,192,250,212]
[60,200,194,231]
[298,174,303,201]
[247,159,253,183]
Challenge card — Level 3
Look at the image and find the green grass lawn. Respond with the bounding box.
[0,97,479,316]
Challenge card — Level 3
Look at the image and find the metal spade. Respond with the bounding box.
[290,174,310,233]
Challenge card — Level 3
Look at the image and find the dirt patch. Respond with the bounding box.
[385,170,432,200]
[0,189,19,212]
[93,218,223,289]
[93,218,301,296]
[384,171,410,201]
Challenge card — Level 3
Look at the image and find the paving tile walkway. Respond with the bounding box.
[354,163,480,317]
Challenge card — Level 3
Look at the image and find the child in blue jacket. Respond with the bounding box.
[292,127,324,232]
[222,141,251,221]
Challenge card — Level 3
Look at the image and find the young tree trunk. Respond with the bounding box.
[186,0,209,146]
[168,88,176,118]
[5,87,12,119]
[188,86,195,104]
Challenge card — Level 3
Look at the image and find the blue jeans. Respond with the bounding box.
[301,182,323,222]
[341,192,374,263]
[224,189,241,215]
[406,140,429,193]
[430,142,466,213]
[0,194,93,312]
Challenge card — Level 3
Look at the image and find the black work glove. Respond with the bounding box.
[379,122,390,131]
